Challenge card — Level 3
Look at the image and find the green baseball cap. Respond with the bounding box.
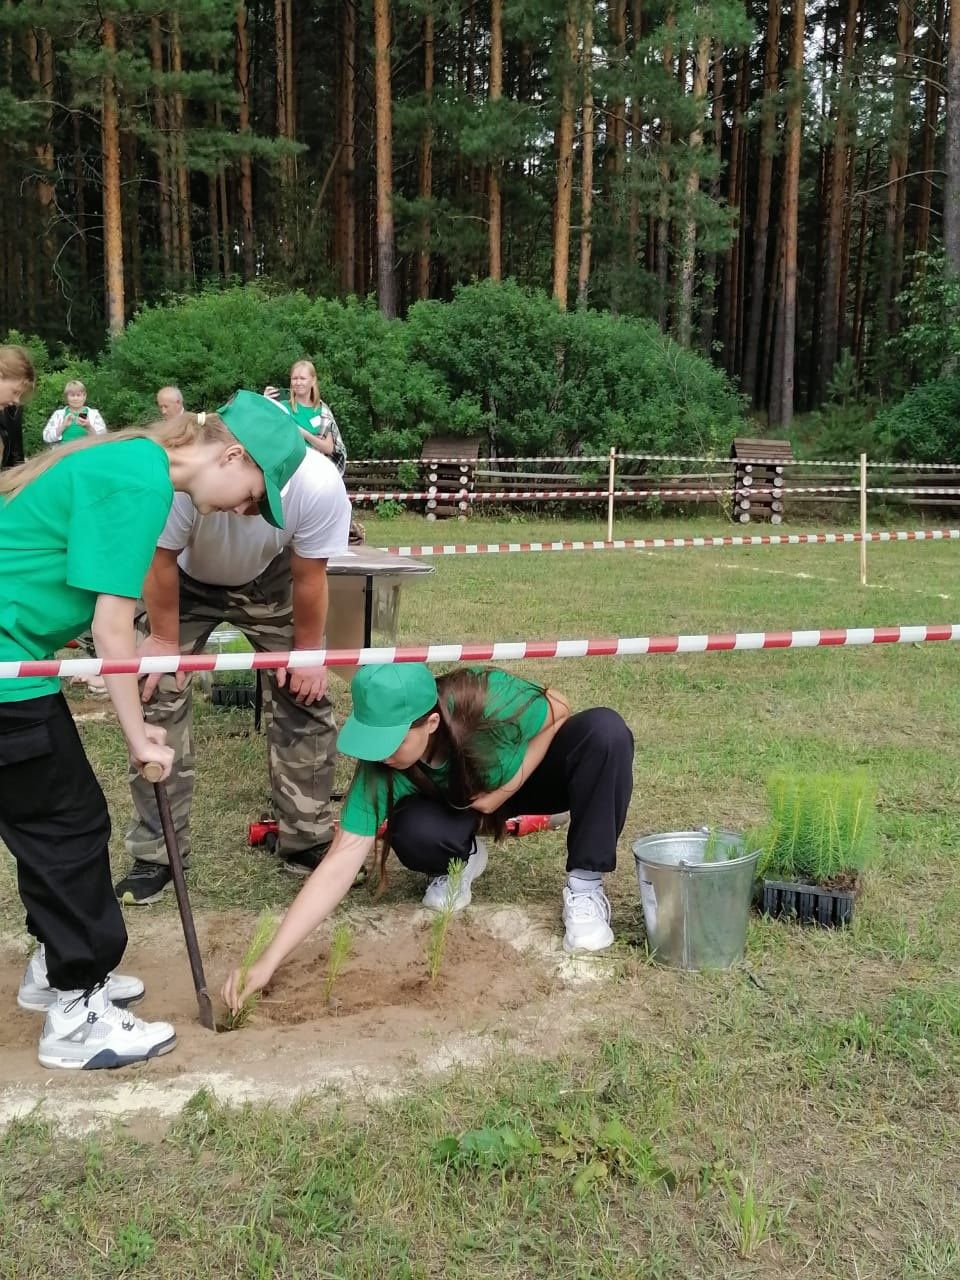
[338,663,439,761]
[216,390,307,529]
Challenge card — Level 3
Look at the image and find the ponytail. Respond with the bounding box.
[0,411,236,501]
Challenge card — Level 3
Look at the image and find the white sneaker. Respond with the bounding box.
[562,886,615,952]
[17,946,145,1013]
[422,840,488,912]
[38,985,176,1070]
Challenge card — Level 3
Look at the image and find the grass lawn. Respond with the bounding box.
[2,511,960,1279]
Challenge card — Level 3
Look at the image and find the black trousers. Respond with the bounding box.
[0,693,127,990]
[391,707,634,878]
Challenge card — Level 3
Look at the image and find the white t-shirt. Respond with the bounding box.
[158,448,351,586]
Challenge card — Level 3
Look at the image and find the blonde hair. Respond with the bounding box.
[0,345,36,390]
[0,411,236,500]
[64,379,87,397]
[289,359,320,409]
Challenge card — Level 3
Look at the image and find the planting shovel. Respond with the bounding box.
[141,762,216,1031]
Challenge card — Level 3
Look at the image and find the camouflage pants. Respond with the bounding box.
[125,551,337,865]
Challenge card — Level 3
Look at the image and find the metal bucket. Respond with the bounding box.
[632,830,760,970]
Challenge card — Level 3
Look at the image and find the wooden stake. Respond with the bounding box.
[859,451,868,585]
[607,447,616,541]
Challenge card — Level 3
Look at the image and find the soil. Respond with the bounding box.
[0,903,607,1133]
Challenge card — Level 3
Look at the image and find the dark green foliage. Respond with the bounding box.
[13,280,746,459]
[873,376,960,462]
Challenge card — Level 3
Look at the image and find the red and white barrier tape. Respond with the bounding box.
[350,485,960,504]
[6,625,960,681]
[377,528,960,558]
[349,453,960,471]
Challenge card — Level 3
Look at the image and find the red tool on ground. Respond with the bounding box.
[248,811,569,848]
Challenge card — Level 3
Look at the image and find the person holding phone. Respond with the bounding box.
[264,360,346,475]
[43,380,108,444]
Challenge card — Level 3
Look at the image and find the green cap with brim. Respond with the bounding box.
[338,663,439,761]
[216,390,307,529]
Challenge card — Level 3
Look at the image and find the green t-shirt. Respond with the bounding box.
[0,438,174,702]
[287,400,347,475]
[340,668,550,837]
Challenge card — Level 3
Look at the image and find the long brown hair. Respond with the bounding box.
[370,667,545,892]
[289,359,320,409]
[0,411,237,500]
[0,344,36,390]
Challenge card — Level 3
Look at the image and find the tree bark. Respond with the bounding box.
[742,0,781,405]
[338,0,357,294]
[577,6,595,306]
[101,17,125,336]
[700,44,724,354]
[720,46,748,372]
[817,0,859,397]
[769,0,805,428]
[171,12,192,284]
[374,0,397,317]
[26,26,55,303]
[656,10,676,327]
[236,3,256,279]
[676,33,710,347]
[552,6,578,309]
[149,18,174,286]
[488,0,503,280]
[851,147,873,375]
[879,0,913,336]
[916,0,945,258]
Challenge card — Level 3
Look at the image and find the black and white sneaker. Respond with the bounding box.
[115,860,173,905]
[37,985,176,1070]
[17,945,144,1012]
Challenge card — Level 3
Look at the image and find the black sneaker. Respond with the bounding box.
[282,843,334,877]
[115,861,173,905]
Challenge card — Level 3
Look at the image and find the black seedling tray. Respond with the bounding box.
[761,879,858,928]
[210,684,257,709]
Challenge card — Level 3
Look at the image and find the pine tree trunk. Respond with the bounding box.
[414,8,434,298]
[742,0,781,405]
[879,0,913,337]
[73,112,89,302]
[916,0,945,258]
[552,7,578,310]
[236,3,256,279]
[720,47,748,372]
[676,34,710,347]
[769,0,805,428]
[851,147,873,374]
[149,18,174,287]
[26,27,55,305]
[607,0,627,308]
[817,0,859,398]
[700,45,724,354]
[374,0,397,317]
[101,18,125,336]
[656,11,676,327]
[339,0,357,294]
[577,7,595,306]
[122,129,142,306]
[171,12,192,284]
[488,0,503,280]
[627,0,643,263]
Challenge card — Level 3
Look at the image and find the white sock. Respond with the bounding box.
[567,870,602,896]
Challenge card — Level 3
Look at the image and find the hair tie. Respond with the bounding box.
[197,411,206,426]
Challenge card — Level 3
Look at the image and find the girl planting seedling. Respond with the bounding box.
[0,392,303,1069]
[223,662,634,1014]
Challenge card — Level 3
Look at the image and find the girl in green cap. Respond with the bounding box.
[0,408,282,1071]
[224,662,633,1013]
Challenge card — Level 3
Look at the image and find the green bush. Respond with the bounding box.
[757,771,876,884]
[7,279,747,461]
[872,376,960,462]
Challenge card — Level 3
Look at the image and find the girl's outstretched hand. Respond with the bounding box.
[222,958,273,1015]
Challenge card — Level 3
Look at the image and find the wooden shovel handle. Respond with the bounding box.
[140,761,165,783]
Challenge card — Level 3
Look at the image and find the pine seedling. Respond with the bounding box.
[761,771,876,882]
[226,910,280,1031]
[427,859,465,983]
[322,920,353,1005]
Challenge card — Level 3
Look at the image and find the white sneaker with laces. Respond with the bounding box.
[422,839,488,913]
[17,946,145,1013]
[562,886,615,952]
[37,985,176,1070]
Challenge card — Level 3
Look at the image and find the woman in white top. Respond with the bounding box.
[43,380,108,444]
